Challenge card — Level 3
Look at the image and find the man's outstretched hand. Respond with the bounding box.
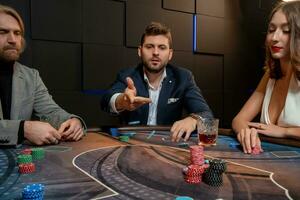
[116,77,151,111]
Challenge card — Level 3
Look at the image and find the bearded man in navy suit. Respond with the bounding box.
[101,22,213,142]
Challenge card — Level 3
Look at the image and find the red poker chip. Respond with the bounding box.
[190,145,205,165]
[252,146,261,155]
[21,149,32,155]
[184,176,202,184]
[186,164,207,176]
[19,163,35,174]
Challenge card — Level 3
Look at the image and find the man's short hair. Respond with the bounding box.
[140,22,173,48]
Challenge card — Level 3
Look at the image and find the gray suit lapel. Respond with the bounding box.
[10,63,23,120]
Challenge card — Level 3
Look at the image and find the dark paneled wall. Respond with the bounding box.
[0,0,278,128]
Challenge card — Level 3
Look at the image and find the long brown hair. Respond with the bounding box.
[265,0,300,79]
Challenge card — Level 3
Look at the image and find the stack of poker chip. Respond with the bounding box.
[203,159,227,187]
[190,145,205,165]
[183,145,208,184]
[31,148,45,160]
[22,183,45,200]
[17,154,35,174]
[18,148,45,174]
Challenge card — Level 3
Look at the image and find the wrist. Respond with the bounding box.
[284,127,291,138]
[115,93,125,111]
[23,121,32,138]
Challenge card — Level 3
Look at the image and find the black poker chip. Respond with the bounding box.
[203,172,223,187]
[203,159,227,187]
[208,159,227,173]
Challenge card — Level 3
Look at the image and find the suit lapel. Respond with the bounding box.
[157,66,175,122]
[134,66,149,124]
[10,63,23,120]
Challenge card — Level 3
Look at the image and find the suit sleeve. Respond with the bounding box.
[32,70,87,131]
[101,71,128,113]
[0,119,22,146]
[184,71,214,119]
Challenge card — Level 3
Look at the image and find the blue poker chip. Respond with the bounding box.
[22,183,45,199]
[229,142,240,148]
[110,128,120,137]
[175,196,194,200]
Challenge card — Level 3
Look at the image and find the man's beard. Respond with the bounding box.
[0,46,20,63]
[142,58,167,74]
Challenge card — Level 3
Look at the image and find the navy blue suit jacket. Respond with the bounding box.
[101,64,213,125]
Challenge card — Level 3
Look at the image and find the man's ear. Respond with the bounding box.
[168,49,173,61]
[138,46,142,57]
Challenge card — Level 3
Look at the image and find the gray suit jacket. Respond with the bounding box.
[0,62,86,145]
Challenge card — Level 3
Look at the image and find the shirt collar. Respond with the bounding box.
[143,68,167,90]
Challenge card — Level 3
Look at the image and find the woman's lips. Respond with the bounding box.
[271,46,283,52]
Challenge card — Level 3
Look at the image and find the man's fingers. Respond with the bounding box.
[73,129,84,141]
[126,77,136,90]
[183,129,192,142]
[134,96,152,104]
[58,122,68,133]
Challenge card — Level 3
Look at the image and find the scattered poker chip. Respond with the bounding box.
[252,145,261,155]
[182,166,189,175]
[110,128,120,137]
[21,148,32,155]
[31,148,45,160]
[17,154,33,164]
[175,196,194,200]
[178,142,189,148]
[229,142,240,148]
[119,135,129,142]
[19,163,35,174]
[22,183,45,199]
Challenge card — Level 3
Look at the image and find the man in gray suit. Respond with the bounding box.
[0,4,86,146]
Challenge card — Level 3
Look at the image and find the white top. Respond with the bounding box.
[260,73,300,127]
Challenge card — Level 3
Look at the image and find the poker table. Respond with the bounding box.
[1,127,300,200]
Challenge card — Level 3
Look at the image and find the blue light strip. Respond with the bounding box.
[193,14,197,52]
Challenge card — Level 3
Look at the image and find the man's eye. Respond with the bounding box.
[0,30,7,34]
[14,31,21,36]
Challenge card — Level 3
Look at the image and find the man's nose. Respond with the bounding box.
[153,47,159,55]
[7,32,17,43]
